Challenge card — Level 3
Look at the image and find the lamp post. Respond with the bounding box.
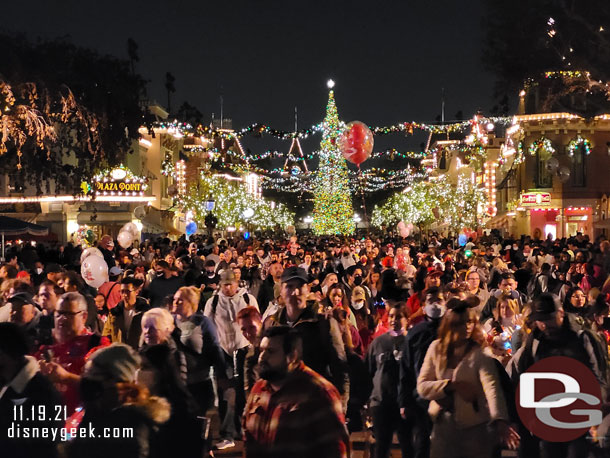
[303,215,313,231]
[353,213,362,231]
[243,208,254,237]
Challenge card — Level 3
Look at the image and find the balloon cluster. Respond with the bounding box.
[118,222,140,249]
[338,121,374,167]
[80,248,107,288]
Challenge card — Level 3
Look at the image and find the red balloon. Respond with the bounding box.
[338,121,374,166]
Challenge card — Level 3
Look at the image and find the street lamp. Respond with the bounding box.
[353,213,361,230]
[243,208,254,237]
[303,215,313,231]
[205,199,215,212]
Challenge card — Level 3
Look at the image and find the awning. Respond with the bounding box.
[0,215,49,236]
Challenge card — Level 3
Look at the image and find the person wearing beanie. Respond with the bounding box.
[67,343,171,458]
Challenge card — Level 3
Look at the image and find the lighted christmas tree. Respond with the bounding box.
[312,81,355,235]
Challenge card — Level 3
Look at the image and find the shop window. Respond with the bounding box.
[571,146,586,187]
[537,151,553,188]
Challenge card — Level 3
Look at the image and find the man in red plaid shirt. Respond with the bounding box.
[243,325,349,458]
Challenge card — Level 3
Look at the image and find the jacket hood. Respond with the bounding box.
[123,395,171,425]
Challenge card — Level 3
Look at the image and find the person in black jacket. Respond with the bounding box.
[0,322,62,458]
[264,267,349,404]
[398,287,449,458]
[366,303,409,458]
[139,308,203,458]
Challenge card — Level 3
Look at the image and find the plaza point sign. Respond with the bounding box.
[520,192,551,207]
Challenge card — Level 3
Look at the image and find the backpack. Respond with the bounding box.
[210,292,250,315]
[526,273,543,299]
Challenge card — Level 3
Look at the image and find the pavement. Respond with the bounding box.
[208,408,402,457]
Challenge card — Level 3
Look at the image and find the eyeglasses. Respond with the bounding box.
[55,310,84,317]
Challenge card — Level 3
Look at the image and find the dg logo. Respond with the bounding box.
[516,356,602,442]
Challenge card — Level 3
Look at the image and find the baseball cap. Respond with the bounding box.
[130,248,140,256]
[45,263,63,274]
[219,269,237,285]
[530,293,561,321]
[280,266,308,284]
[7,292,38,308]
[109,266,123,276]
[352,286,366,301]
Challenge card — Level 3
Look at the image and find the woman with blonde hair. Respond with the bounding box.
[171,286,226,418]
[417,301,519,458]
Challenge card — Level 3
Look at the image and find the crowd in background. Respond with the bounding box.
[1,229,610,458]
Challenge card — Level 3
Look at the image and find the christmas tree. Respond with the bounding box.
[312,81,355,235]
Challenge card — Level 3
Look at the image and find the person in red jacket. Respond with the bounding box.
[35,292,109,414]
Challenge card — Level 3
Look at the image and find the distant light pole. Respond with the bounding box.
[303,215,313,231]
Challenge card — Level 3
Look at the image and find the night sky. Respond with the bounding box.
[3,0,495,154]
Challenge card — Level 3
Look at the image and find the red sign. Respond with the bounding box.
[521,192,551,206]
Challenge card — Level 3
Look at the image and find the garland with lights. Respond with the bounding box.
[312,86,355,235]
[567,135,592,156]
[528,137,555,158]
[149,116,513,141]
[161,152,175,176]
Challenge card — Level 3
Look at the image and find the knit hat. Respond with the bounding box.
[83,343,141,383]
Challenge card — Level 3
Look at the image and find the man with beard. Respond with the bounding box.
[507,293,604,457]
[243,326,349,458]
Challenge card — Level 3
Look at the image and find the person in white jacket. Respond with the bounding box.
[203,269,258,450]
[417,300,520,458]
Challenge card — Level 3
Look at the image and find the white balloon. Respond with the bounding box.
[400,227,410,238]
[397,221,406,230]
[117,230,133,249]
[121,222,140,237]
[80,247,104,265]
[81,256,108,288]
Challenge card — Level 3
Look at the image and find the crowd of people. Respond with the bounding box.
[1,229,610,458]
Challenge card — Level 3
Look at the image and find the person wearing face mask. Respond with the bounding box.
[366,304,410,458]
[343,265,371,304]
[31,261,46,287]
[398,287,448,458]
[350,286,368,315]
[145,260,184,309]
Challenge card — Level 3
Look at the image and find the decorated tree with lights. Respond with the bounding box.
[372,177,484,232]
[312,82,355,235]
[371,180,441,229]
[178,172,294,230]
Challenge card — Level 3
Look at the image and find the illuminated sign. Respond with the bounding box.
[87,166,149,198]
[521,192,551,207]
[94,181,143,192]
